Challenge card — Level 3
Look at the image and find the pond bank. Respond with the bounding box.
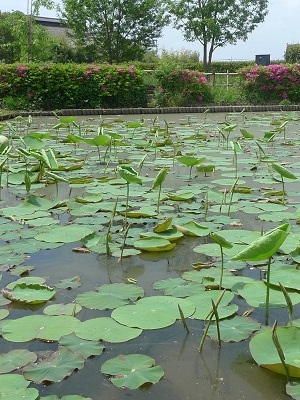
[1,103,300,120]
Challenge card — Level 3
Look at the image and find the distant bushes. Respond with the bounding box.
[239,64,300,104]
[0,63,147,110]
[153,66,213,106]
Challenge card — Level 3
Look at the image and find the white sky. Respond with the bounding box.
[0,0,299,61]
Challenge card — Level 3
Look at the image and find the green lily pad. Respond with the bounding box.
[267,269,300,291]
[174,221,210,237]
[250,326,300,377]
[0,374,39,400]
[76,283,144,310]
[23,347,85,384]
[101,354,164,389]
[134,237,176,252]
[286,381,300,400]
[187,291,238,320]
[43,303,82,316]
[75,317,142,343]
[238,281,300,308]
[207,316,260,342]
[111,296,195,329]
[2,283,56,304]
[35,225,94,243]
[1,315,80,342]
[0,309,9,320]
[0,349,37,373]
[59,333,104,358]
[153,278,205,297]
[55,276,81,290]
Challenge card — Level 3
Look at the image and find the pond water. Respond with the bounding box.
[0,110,300,400]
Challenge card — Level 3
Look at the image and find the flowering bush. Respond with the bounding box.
[153,67,212,107]
[0,63,147,110]
[239,64,300,104]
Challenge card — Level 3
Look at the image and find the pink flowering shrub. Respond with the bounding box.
[0,63,147,110]
[239,64,300,103]
[154,67,212,107]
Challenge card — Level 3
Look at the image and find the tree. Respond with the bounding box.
[168,0,269,71]
[285,44,300,63]
[60,0,169,63]
[0,11,74,63]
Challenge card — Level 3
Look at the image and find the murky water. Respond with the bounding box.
[1,111,299,400]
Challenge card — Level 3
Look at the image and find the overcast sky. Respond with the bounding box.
[1,0,299,61]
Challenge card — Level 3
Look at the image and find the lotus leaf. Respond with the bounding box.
[101,354,164,389]
[2,283,56,304]
[250,326,300,377]
[208,316,260,342]
[75,317,142,342]
[0,374,39,400]
[0,349,37,373]
[23,347,85,383]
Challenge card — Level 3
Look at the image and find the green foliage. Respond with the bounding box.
[239,64,300,104]
[0,63,147,110]
[154,66,212,106]
[61,0,168,63]
[167,0,268,70]
[285,44,300,63]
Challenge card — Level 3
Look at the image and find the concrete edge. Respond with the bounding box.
[1,104,300,120]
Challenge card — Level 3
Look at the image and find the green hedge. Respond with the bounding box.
[239,64,300,104]
[0,63,148,110]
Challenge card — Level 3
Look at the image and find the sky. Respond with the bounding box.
[0,0,299,61]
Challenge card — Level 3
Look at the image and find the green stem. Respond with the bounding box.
[125,182,129,225]
[157,184,162,214]
[219,246,224,289]
[265,256,272,326]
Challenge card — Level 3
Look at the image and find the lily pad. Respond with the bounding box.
[75,317,142,343]
[207,316,260,342]
[134,237,176,252]
[101,354,164,389]
[1,315,80,342]
[111,296,195,329]
[59,333,104,358]
[76,283,144,310]
[35,225,94,243]
[2,283,56,304]
[43,303,82,316]
[0,374,39,400]
[0,349,37,373]
[23,347,85,384]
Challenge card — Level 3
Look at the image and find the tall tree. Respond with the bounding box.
[60,0,168,63]
[168,0,269,71]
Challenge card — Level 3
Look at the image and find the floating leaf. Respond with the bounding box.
[59,333,104,358]
[43,303,81,316]
[207,316,260,342]
[2,283,55,304]
[174,221,210,237]
[76,283,144,310]
[55,276,81,290]
[23,347,85,384]
[35,225,94,243]
[101,354,164,389]
[0,349,37,373]
[0,374,39,400]
[134,237,176,252]
[2,315,80,342]
[75,317,142,343]
[111,296,195,329]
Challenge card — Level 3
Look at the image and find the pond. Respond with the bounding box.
[0,110,300,400]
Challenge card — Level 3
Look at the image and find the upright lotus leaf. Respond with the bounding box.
[23,347,85,384]
[0,134,9,152]
[272,163,297,180]
[240,128,254,139]
[250,326,300,377]
[117,166,142,185]
[153,217,173,233]
[0,349,37,373]
[2,283,56,304]
[2,315,80,342]
[0,374,39,400]
[151,167,168,213]
[101,354,164,389]
[232,223,290,262]
[177,156,205,178]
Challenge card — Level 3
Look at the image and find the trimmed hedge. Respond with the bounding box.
[0,63,148,110]
[239,64,300,104]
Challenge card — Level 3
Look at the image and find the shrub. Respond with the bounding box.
[153,67,212,107]
[0,63,147,110]
[239,64,300,104]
